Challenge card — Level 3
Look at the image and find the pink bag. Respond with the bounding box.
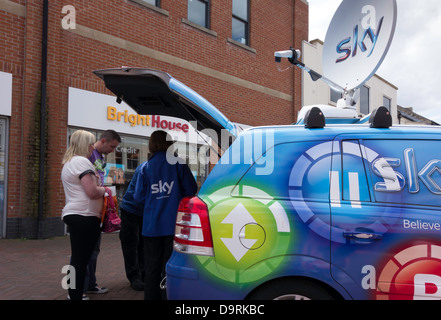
[100,192,121,233]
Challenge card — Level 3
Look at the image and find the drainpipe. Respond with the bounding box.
[38,0,49,239]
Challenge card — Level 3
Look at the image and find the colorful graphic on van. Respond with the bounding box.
[376,243,441,300]
[288,141,403,243]
[198,185,292,284]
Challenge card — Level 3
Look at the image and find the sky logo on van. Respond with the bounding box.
[372,148,441,195]
[151,180,174,195]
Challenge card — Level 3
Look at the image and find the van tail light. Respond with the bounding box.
[174,197,214,256]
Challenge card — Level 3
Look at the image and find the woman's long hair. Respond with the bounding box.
[62,130,96,164]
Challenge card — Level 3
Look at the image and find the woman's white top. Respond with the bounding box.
[61,156,103,219]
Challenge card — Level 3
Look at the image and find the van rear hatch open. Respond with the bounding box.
[94,68,237,148]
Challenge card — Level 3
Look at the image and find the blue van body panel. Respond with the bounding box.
[95,68,441,300]
[167,251,355,300]
[167,124,441,300]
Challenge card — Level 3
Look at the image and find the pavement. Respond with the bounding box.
[0,233,143,300]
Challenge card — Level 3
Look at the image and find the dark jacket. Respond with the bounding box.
[120,164,145,216]
[134,151,198,237]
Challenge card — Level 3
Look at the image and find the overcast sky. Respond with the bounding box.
[308,0,441,124]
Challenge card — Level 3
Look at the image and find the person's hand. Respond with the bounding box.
[104,187,112,197]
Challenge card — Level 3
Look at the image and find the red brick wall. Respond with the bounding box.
[0,0,308,236]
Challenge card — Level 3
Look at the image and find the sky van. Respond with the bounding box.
[95,68,441,300]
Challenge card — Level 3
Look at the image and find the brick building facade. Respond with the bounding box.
[0,0,308,238]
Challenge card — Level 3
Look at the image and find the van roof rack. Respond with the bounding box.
[296,105,358,125]
[304,106,325,129]
[369,106,392,128]
[296,105,393,127]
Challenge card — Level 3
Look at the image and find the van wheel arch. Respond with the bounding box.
[246,277,344,300]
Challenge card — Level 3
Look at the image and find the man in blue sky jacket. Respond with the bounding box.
[134,130,198,300]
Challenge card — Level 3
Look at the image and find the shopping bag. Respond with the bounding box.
[101,187,121,233]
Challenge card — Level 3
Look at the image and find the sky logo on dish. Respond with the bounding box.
[336,5,384,63]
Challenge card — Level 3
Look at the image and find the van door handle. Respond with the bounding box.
[343,231,383,240]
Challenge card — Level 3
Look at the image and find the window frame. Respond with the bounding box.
[143,0,160,6]
[360,85,370,115]
[130,0,169,16]
[232,0,250,46]
[187,0,210,29]
[383,96,391,112]
[330,88,342,104]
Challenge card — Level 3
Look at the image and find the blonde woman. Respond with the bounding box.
[61,130,109,300]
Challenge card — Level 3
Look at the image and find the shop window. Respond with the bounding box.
[188,0,210,28]
[174,142,208,187]
[127,149,140,170]
[232,0,249,45]
[104,135,149,201]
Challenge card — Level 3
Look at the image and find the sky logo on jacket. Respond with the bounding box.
[152,180,175,197]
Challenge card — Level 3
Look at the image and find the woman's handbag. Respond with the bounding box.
[101,188,121,233]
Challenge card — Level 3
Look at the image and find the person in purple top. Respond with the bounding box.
[85,130,121,297]
[89,130,121,185]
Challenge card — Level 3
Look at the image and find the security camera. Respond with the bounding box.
[274,46,346,94]
[274,48,301,63]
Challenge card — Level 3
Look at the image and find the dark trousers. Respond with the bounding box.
[63,215,101,300]
[83,233,101,292]
[119,209,144,283]
[143,235,174,300]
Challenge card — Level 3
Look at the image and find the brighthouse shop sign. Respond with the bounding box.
[68,87,198,143]
[106,106,189,132]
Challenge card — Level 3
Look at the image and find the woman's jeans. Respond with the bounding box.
[63,215,101,300]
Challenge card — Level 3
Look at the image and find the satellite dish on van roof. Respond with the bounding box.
[274,0,397,108]
[322,0,397,92]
